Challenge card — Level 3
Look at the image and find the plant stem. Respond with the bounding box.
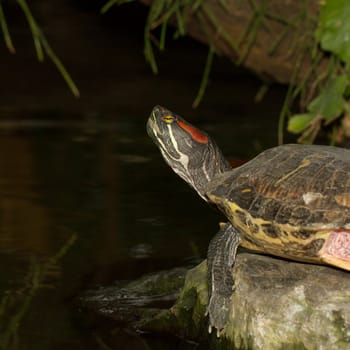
[193,46,215,108]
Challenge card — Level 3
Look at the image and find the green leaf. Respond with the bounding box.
[316,0,350,63]
[287,114,314,133]
[308,75,347,122]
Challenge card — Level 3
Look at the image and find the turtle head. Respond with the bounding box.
[147,105,231,201]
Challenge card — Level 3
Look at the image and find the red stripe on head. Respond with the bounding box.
[177,119,208,144]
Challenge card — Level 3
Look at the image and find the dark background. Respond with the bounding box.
[0,1,289,349]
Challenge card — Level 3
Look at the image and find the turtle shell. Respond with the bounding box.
[206,144,350,270]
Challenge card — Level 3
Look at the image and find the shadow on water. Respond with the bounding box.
[0,2,289,349]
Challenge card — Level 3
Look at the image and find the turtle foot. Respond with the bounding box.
[206,293,231,337]
[206,222,239,336]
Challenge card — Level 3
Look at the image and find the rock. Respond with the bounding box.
[226,253,350,350]
[77,253,350,349]
[143,253,350,349]
[77,267,188,326]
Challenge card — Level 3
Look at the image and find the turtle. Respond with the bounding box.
[146,105,350,335]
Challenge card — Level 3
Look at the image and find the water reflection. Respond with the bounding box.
[0,133,49,255]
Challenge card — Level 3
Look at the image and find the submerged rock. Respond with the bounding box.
[78,253,350,349]
[78,267,188,327]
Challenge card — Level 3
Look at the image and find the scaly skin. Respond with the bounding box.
[207,223,241,335]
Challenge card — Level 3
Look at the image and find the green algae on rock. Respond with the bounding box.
[78,252,350,349]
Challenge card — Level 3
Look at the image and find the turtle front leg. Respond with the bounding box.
[206,222,241,336]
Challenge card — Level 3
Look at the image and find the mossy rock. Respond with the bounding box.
[142,253,350,349]
[78,253,350,349]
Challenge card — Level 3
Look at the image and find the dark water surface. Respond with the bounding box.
[0,2,289,349]
[0,110,283,349]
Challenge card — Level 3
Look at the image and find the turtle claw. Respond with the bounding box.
[206,294,230,336]
[216,328,222,338]
[206,307,215,335]
[208,323,223,338]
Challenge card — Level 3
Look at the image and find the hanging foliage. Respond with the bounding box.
[0,0,79,97]
[287,0,350,143]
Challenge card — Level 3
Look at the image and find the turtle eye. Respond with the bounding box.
[162,115,175,123]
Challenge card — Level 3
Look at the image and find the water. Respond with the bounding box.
[0,3,288,349]
[0,108,284,349]
[0,117,204,349]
